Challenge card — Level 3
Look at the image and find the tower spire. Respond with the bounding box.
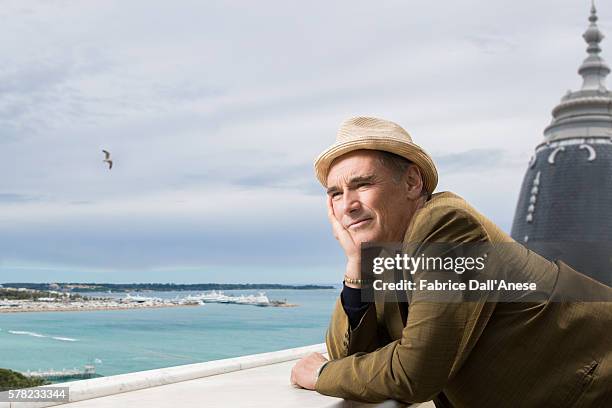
[578,0,610,91]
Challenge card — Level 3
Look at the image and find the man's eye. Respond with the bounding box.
[331,192,342,199]
[357,182,370,188]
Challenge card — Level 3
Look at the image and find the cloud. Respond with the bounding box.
[0,0,606,282]
[231,163,321,193]
[0,193,40,203]
[435,149,507,174]
[464,33,518,54]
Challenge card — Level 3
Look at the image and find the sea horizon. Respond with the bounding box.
[1,282,341,288]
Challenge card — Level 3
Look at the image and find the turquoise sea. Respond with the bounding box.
[0,289,339,377]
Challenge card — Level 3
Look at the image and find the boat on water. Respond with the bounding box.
[0,300,22,308]
[183,291,270,306]
[184,290,227,303]
[124,294,157,303]
[243,292,270,307]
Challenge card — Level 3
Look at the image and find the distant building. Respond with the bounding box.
[511,4,612,286]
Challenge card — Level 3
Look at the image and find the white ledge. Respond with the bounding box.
[4,344,432,408]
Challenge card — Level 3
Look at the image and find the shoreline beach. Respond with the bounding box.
[0,292,298,313]
[0,299,200,314]
[0,302,198,314]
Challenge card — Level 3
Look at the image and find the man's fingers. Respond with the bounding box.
[326,196,337,225]
[326,196,360,257]
[326,196,342,240]
[327,197,346,233]
[289,362,299,387]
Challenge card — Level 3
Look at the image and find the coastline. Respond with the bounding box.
[0,297,298,314]
[0,302,198,314]
[0,287,301,314]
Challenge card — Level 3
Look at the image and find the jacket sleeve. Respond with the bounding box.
[324,296,382,360]
[316,207,496,403]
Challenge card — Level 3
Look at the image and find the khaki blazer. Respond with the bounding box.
[315,192,612,407]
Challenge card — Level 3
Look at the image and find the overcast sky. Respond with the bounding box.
[0,0,609,284]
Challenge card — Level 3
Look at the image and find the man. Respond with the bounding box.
[290,116,612,407]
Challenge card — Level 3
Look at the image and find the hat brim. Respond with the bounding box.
[314,137,438,193]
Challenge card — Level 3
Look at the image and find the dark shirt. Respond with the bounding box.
[341,283,371,329]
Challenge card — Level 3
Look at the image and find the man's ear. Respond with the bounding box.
[404,165,424,200]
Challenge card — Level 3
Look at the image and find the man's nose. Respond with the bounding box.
[342,190,361,215]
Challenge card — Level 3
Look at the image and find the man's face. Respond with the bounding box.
[326,150,418,244]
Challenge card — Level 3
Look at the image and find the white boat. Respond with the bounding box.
[180,299,203,306]
[231,292,270,306]
[125,294,155,303]
[0,300,22,307]
[253,292,270,306]
[184,291,227,303]
[216,293,232,303]
[182,291,270,306]
[234,295,251,304]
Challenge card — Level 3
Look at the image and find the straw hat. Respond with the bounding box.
[314,116,438,193]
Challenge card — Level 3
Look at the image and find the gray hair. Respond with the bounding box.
[376,151,428,197]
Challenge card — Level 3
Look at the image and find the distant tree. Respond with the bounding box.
[0,368,48,391]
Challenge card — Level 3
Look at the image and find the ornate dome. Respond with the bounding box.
[511,3,612,286]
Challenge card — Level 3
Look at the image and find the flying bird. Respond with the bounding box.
[102,149,113,170]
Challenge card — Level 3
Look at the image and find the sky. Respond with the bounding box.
[0,0,609,284]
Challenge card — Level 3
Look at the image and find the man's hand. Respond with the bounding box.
[290,352,328,390]
[327,196,360,260]
[327,196,362,285]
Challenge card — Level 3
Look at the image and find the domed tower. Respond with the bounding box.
[511,3,612,286]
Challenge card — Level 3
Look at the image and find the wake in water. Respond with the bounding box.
[52,336,78,342]
[8,330,45,338]
[7,330,78,342]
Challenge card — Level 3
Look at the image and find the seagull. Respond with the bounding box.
[102,149,113,170]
